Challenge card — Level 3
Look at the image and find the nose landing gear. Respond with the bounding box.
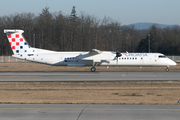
[166,67,169,72]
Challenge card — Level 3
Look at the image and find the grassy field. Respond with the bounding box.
[0,81,180,105]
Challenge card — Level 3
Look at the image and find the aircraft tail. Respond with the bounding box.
[4,29,33,55]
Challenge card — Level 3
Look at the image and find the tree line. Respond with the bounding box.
[0,7,180,55]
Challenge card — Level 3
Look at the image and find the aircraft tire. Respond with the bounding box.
[166,67,169,72]
[91,67,96,72]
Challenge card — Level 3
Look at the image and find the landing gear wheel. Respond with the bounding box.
[166,67,169,72]
[91,67,96,72]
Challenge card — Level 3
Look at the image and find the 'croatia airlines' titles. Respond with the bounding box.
[123,53,148,57]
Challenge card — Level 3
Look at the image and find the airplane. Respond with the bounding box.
[4,29,177,72]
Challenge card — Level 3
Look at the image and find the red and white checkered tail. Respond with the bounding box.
[4,29,31,55]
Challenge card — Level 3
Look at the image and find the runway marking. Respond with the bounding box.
[0,76,43,77]
[0,108,180,111]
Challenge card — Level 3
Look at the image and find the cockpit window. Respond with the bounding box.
[158,55,166,58]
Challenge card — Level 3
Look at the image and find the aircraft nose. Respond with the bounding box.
[173,61,177,66]
[168,59,177,66]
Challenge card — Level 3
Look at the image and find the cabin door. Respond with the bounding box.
[140,57,144,65]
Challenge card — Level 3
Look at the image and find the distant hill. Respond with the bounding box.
[126,22,173,30]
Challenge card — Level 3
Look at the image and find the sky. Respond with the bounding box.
[0,0,180,25]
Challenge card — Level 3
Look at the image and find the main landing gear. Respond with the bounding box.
[91,67,96,72]
[91,62,99,72]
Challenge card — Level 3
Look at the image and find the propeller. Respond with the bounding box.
[115,46,122,64]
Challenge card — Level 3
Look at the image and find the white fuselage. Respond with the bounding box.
[13,49,177,67]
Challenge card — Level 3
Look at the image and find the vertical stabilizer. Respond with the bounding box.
[4,29,32,55]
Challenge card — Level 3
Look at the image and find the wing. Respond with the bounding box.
[89,49,102,55]
[76,49,103,62]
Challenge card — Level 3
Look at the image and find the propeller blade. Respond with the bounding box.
[116,46,119,53]
[116,57,118,64]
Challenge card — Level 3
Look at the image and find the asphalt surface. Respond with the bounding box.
[0,104,180,120]
[0,72,180,119]
[0,71,180,82]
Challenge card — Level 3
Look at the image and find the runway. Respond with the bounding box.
[0,104,180,120]
[0,71,180,82]
[0,73,180,120]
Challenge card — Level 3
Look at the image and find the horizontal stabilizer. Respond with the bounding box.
[4,29,24,34]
